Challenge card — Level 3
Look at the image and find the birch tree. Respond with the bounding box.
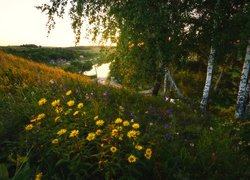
[200,46,216,112]
[200,0,220,113]
[235,39,250,119]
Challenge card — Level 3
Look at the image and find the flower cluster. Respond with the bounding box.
[24,90,153,178]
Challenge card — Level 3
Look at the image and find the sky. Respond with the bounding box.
[0,0,96,47]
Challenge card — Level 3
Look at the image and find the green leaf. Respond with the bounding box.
[231,72,240,78]
[55,159,68,168]
[12,163,32,180]
[0,163,9,180]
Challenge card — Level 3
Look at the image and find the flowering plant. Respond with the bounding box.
[24,90,153,179]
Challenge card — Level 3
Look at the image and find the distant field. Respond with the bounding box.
[0,45,104,74]
[0,45,101,62]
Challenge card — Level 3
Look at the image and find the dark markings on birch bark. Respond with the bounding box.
[200,46,216,113]
[163,68,168,99]
[235,39,250,119]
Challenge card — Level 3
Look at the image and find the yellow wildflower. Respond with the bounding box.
[38,98,47,106]
[66,90,72,96]
[110,146,117,153]
[37,113,45,120]
[86,132,96,141]
[54,116,60,123]
[94,115,99,120]
[127,130,137,138]
[35,172,43,180]
[117,126,123,131]
[57,129,67,136]
[73,111,79,116]
[30,118,37,123]
[145,148,152,155]
[98,160,104,168]
[69,130,79,138]
[118,134,123,141]
[96,129,102,135]
[111,129,118,137]
[51,99,60,107]
[144,153,152,159]
[25,124,33,131]
[137,42,145,47]
[64,109,72,115]
[128,155,137,163]
[67,100,75,107]
[96,120,104,127]
[77,103,84,109]
[132,123,140,129]
[128,42,135,48]
[135,145,143,150]
[115,118,123,124]
[123,120,130,126]
[52,138,59,144]
[55,107,63,114]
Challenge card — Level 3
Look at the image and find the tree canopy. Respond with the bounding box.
[37,0,249,94]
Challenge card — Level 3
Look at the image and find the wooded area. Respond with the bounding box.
[38,0,249,117]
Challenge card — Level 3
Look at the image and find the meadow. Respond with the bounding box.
[0,51,250,179]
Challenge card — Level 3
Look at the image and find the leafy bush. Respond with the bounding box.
[63,60,93,73]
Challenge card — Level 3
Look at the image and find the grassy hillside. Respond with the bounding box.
[0,51,249,179]
[0,51,92,139]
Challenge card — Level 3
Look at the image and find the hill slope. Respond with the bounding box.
[0,51,91,92]
[0,51,171,142]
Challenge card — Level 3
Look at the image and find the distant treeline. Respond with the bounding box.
[0,45,101,62]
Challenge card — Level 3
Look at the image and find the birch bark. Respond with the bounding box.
[163,68,168,99]
[200,46,216,112]
[235,39,250,119]
[200,0,220,112]
[167,70,185,99]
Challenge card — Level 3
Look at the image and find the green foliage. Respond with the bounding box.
[62,60,93,74]
[1,14,250,177]
[0,46,77,63]
[0,45,100,65]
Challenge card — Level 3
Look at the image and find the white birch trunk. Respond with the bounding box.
[235,39,250,119]
[163,68,168,99]
[167,69,185,99]
[163,68,194,106]
[200,0,220,113]
[200,46,216,112]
